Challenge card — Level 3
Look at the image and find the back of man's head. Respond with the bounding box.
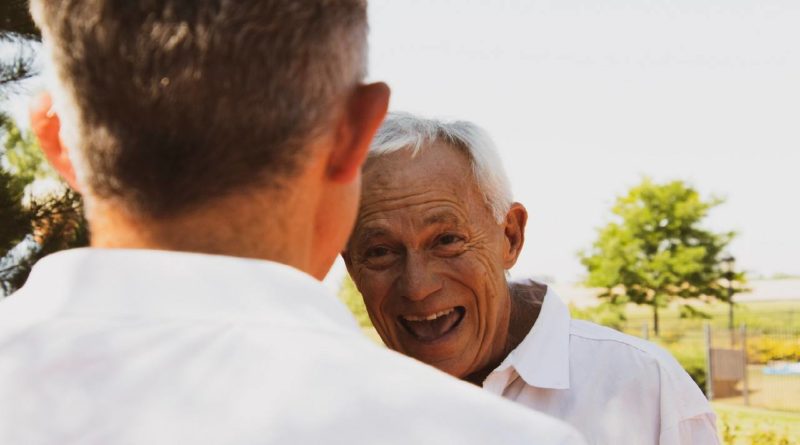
[30,0,368,217]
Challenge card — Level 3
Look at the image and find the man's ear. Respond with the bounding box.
[328,82,390,183]
[29,92,80,191]
[502,202,528,269]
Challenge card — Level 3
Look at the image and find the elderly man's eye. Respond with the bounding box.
[438,234,460,245]
[361,245,398,269]
[365,246,391,258]
[435,234,466,256]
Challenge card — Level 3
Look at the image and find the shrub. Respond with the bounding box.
[720,416,791,445]
[746,336,800,365]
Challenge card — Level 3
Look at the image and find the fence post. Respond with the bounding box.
[704,323,714,400]
[641,322,649,340]
[740,324,749,406]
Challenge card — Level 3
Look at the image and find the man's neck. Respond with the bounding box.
[463,280,545,386]
[506,280,546,349]
[87,190,316,274]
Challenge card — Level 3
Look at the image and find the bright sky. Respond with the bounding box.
[364,0,800,283]
[3,1,799,285]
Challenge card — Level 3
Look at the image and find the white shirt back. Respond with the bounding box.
[0,249,584,445]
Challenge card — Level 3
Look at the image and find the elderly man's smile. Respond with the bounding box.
[398,307,466,342]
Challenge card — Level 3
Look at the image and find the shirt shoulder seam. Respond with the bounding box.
[568,325,655,356]
[567,321,679,369]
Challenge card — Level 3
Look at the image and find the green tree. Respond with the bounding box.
[0,5,88,295]
[0,119,88,295]
[1,0,40,89]
[1,0,42,265]
[0,160,27,255]
[1,1,39,40]
[1,0,40,112]
[580,178,745,335]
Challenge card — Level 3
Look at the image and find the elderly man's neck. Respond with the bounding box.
[507,279,546,347]
[464,280,545,386]
[87,187,321,277]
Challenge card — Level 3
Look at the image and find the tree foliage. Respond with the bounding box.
[580,178,746,335]
[0,0,39,278]
[0,159,27,255]
[0,3,87,295]
[1,0,40,92]
[1,1,39,39]
[0,120,88,296]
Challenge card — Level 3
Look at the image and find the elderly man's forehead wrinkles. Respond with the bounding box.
[360,182,463,212]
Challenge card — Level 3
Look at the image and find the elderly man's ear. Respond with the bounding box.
[29,92,80,191]
[327,82,390,183]
[502,202,528,269]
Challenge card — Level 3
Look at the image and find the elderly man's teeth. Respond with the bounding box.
[398,306,466,342]
[403,308,455,322]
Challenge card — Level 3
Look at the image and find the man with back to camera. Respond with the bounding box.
[0,1,586,444]
[344,112,721,444]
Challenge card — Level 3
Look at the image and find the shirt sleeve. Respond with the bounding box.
[659,413,720,445]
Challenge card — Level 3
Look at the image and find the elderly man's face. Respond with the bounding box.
[345,143,525,378]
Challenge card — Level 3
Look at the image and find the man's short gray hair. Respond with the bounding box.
[30,0,368,218]
[369,112,513,222]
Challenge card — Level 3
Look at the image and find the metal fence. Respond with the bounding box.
[717,326,800,412]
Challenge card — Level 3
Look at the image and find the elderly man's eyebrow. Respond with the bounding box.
[355,226,389,242]
[423,212,463,227]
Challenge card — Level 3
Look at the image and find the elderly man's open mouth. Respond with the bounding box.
[398,307,466,342]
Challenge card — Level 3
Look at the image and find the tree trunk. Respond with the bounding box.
[653,304,660,337]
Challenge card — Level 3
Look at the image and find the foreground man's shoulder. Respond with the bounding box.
[353,345,586,444]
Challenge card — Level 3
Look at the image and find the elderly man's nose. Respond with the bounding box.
[401,254,441,301]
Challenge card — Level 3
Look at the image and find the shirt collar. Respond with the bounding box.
[12,248,359,334]
[496,286,572,389]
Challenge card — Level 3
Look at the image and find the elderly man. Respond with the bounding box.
[0,2,585,444]
[344,112,720,444]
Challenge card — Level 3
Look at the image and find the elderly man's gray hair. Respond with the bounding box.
[369,112,513,223]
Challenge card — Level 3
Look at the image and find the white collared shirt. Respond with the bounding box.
[484,285,719,445]
[0,249,585,445]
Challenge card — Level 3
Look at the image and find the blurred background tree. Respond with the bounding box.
[1,0,39,40]
[1,0,39,93]
[0,155,27,257]
[580,178,747,336]
[0,119,88,295]
[1,1,88,296]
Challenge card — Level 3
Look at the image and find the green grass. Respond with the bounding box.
[714,403,800,444]
[620,300,800,334]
